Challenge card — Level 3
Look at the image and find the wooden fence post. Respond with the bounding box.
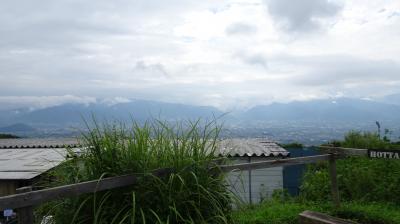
[328,154,340,208]
[16,186,34,224]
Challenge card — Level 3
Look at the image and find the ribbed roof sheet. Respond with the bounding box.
[217,139,289,157]
[0,138,80,149]
[0,148,69,180]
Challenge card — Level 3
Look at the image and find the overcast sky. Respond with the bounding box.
[1,0,400,110]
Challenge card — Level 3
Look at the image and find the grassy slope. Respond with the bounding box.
[232,200,400,224]
[232,131,400,224]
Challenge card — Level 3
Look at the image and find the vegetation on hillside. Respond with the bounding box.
[328,130,400,150]
[233,129,400,224]
[232,199,400,224]
[301,130,400,204]
[279,142,304,149]
[37,119,232,224]
[0,133,20,139]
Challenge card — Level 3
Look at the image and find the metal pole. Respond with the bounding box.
[248,156,252,204]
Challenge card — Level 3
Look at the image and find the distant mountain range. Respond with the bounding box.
[0,97,399,138]
[239,98,400,123]
[0,123,36,132]
[0,99,224,127]
[379,93,400,106]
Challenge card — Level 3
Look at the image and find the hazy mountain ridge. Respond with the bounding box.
[240,98,400,122]
[0,99,224,126]
[1,97,400,140]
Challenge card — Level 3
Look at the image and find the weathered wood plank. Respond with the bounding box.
[328,154,340,208]
[17,186,34,224]
[218,154,331,172]
[299,210,358,224]
[0,168,173,210]
[318,146,368,157]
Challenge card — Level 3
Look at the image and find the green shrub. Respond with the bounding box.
[300,157,400,204]
[334,202,400,224]
[231,199,328,224]
[301,131,400,204]
[37,119,232,224]
[330,130,400,150]
[232,200,400,224]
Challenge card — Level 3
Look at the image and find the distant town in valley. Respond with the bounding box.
[1,96,399,145]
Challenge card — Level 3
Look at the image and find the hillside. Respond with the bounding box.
[239,98,400,123]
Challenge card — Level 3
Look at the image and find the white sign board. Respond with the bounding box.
[3,209,13,217]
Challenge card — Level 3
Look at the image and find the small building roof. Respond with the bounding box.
[217,139,289,157]
[0,138,79,149]
[0,138,288,180]
[0,148,69,180]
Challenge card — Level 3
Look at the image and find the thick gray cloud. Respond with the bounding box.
[226,22,257,35]
[264,0,342,32]
[287,56,400,86]
[234,52,268,69]
[0,0,399,110]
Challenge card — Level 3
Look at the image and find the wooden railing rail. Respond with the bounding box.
[0,154,339,210]
[0,146,366,223]
[318,146,368,156]
[0,168,174,210]
[218,154,333,172]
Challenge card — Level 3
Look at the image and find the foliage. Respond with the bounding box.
[301,130,400,204]
[37,119,232,224]
[279,142,304,149]
[0,133,20,139]
[232,200,400,224]
[300,157,400,203]
[328,130,400,150]
[336,202,400,224]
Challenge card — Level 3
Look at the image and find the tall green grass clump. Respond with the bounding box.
[38,119,232,224]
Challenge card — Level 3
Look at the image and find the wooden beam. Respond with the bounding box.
[299,210,358,224]
[318,146,368,157]
[17,186,34,224]
[328,154,340,208]
[0,168,173,210]
[218,154,331,172]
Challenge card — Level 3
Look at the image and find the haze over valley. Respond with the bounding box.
[1,95,399,144]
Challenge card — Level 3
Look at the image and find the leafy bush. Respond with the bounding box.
[231,199,322,224]
[335,202,400,224]
[332,130,400,150]
[37,119,232,224]
[300,157,400,203]
[232,200,400,224]
[301,131,400,204]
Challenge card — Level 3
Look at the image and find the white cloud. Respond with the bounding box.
[264,0,342,32]
[0,0,399,110]
[0,95,96,111]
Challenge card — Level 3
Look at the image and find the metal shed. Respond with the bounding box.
[0,138,78,196]
[218,139,289,204]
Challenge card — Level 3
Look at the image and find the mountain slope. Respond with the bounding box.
[6,100,224,125]
[240,98,400,122]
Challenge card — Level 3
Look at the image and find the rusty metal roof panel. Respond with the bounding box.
[217,139,289,157]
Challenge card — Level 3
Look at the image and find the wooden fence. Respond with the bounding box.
[0,146,367,224]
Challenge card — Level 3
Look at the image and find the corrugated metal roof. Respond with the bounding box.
[217,139,289,157]
[0,138,80,149]
[0,138,288,180]
[0,148,69,180]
